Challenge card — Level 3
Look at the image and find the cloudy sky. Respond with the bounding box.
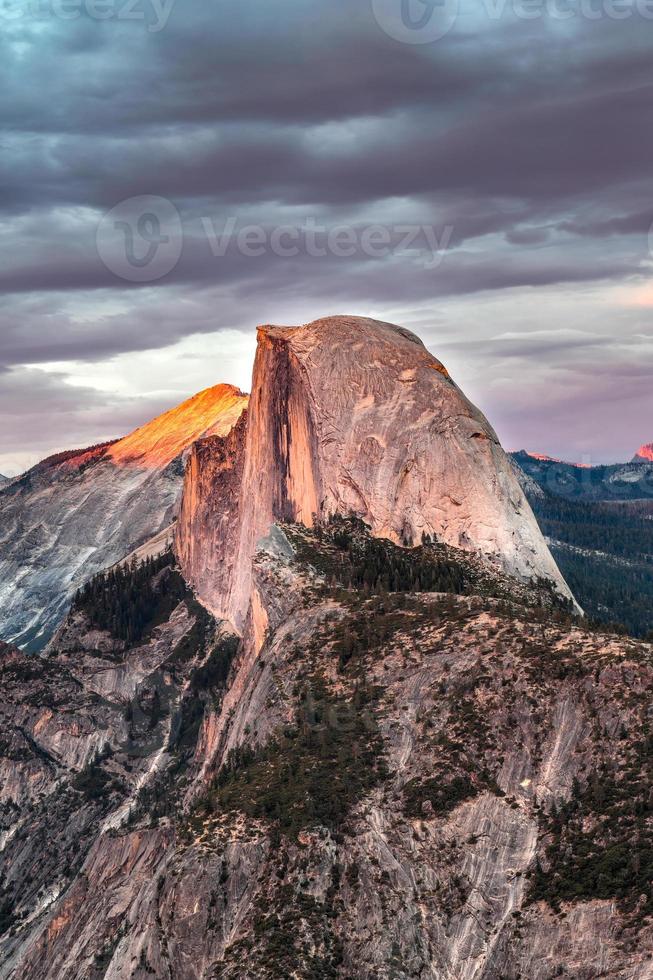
[1,0,652,474]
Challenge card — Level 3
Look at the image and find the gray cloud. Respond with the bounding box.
[0,365,175,474]
[1,0,651,467]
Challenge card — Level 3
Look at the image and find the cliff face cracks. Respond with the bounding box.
[176,316,576,632]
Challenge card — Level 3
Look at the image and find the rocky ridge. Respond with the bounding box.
[0,385,247,651]
[512,451,653,502]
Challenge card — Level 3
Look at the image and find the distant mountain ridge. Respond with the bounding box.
[511,450,653,636]
[27,440,118,475]
[519,451,591,468]
[511,450,653,501]
[633,442,653,463]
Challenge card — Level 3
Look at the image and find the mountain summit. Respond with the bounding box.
[0,384,247,650]
[176,316,575,631]
[633,442,653,463]
[108,384,247,469]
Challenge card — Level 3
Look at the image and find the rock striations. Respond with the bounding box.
[0,384,247,651]
[176,316,575,631]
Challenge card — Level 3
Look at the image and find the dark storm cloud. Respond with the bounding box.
[2,81,652,216]
[0,4,539,137]
[1,0,652,466]
[0,226,638,370]
[558,211,653,237]
[505,228,551,245]
[1,5,652,217]
[0,212,636,297]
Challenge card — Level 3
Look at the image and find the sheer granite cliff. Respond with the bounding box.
[0,385,247,652]
[176,316,575,630]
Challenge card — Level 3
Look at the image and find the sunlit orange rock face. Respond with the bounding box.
[633,443,653,463]
[108,384,248,469]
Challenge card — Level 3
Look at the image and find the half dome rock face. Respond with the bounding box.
[0,384,247,651]
[176,316,575,630]
[633,443,653,463]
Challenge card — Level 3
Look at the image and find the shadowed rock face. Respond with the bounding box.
[0,385,247,651]
[176,316,575,630]
[175,412,248,623]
